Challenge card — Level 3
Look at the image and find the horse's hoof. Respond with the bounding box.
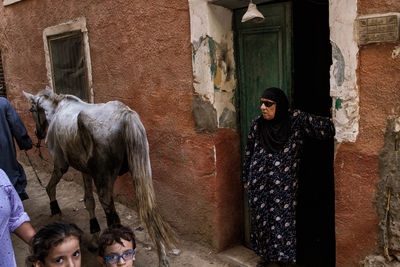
[159,258,170,267]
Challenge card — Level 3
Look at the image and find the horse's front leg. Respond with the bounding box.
[46,166,67,218]
[82,173,101,251]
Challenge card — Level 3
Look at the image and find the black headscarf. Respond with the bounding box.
[259,87,290,153]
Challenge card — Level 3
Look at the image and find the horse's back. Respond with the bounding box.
[84,100,132,123]
[48,99,133,173]
[52,100,131,132]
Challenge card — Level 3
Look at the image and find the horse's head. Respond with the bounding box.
[23,87,54,140]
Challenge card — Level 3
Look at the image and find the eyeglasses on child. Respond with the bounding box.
[104,250,135,264]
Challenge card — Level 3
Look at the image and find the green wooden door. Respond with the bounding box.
[234,1,292,247]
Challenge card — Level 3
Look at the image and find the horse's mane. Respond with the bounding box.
[38,90,84,104]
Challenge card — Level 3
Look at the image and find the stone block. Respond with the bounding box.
[361,255,400,267]
[357,13,400,45]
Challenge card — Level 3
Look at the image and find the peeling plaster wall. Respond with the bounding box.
[329,0,359,143]
[188,0,237,132]
[188,0,242,250]
[334,0,400,265]
[377,116,400,251]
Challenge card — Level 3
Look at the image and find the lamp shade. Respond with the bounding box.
[241,2,265,23]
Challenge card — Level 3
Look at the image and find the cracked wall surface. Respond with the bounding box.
[336,0,400,265]
[329,0,359,143]
[188,0,237,132]
[188,0,242,250]
[377,117,400,251]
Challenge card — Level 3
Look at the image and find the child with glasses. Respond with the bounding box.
[27,221,83,267]
[98,224,136,266]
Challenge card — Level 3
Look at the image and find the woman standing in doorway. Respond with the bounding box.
[242,87,334,267]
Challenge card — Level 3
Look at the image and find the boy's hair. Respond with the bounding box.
[27,221,83,265]
[98,224,136,257]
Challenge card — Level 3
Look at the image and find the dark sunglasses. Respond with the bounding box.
[260,100,276,107]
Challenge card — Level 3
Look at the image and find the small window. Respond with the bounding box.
[48,31,88,101]
[43,17,93,102]
[0,51,6,98]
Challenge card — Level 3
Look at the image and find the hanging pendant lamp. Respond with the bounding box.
[241,0,265,23]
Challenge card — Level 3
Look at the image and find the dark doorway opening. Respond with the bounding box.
[232,0,334,264]
[292,0,335,266]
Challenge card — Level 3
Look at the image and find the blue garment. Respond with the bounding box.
[0,168,30,267]
[0,97,32,198]
[243,110,335,262]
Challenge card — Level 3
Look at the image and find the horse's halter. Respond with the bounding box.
[29,99,47,140]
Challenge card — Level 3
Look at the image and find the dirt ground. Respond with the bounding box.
[12,157,233,267]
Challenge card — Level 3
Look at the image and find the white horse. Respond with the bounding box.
[24,87,175,266]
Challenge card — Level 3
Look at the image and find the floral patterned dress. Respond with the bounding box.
[242,110,335,263]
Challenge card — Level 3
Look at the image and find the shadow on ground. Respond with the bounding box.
[12,159,231,267]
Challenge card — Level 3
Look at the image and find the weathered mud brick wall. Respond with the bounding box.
[377,117,400,254]
[333,0,400,266]
[0,0,242,251]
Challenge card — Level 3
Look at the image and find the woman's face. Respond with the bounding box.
[35,236,81,267]
[260,98,276,120]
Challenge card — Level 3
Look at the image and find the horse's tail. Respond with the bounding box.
[122,110,176,249]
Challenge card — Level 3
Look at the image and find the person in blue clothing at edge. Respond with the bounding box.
[242,87,335,267]
[0,96,33,201]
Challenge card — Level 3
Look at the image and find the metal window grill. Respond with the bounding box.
[0,51,6,98]
[48,31,88,100]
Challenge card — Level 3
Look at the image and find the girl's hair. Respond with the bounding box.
[27,221,83,266]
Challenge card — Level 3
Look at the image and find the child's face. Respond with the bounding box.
[35,236,81,267]
[99,238,135,267]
